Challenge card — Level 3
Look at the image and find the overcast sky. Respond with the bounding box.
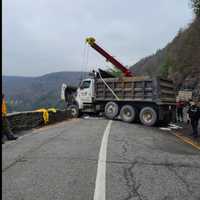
[2,0,194,76]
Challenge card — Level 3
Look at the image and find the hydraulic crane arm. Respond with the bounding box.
[85,37,133,77]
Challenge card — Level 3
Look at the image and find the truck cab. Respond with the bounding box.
[75,78,95,109]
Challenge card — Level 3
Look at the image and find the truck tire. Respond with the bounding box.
[139,107,157,126]
[120,105,136,123]
[104,102,119,119]
[68,104,79,118]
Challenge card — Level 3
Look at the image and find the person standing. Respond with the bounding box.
[176,100,184,122]
[187,100,200,138]
[2,94,18,143]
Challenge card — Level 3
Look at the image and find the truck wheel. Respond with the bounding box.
[104,102,119,119]
[120,105,136,123]
[139,107,157,126]
[68,104,79,118]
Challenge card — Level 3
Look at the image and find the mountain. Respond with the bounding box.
[130,17,200,98]
[2,71,88,112]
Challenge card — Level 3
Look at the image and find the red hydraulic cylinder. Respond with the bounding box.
[86,37,133,77]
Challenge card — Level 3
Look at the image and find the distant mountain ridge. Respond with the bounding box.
[2,71,88,112]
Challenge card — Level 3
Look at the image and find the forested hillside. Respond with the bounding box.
[130,17,200,98]
[2,72,87,112]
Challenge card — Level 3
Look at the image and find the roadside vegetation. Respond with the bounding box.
[131,0,200,96]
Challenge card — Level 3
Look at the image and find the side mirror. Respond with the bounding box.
[80,85,84,90]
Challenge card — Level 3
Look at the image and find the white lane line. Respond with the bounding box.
[93,120,112,200]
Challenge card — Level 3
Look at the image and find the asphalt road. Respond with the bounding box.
[2,118,200,200]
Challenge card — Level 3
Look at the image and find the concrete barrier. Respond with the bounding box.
[7,109,72,133]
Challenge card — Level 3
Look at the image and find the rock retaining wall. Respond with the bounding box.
[7,110,72,133]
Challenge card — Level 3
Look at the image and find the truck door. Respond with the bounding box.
[78,79,94,103]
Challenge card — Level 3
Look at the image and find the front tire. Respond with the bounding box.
[68,104,79,118]
[104,102,119,119]
[120,105,136,123]
[139,107,157,126]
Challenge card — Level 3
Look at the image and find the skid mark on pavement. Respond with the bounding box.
[172,132,200,151]
[93,120,112,200]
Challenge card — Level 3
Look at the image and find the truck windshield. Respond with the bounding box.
[80,80,91,89]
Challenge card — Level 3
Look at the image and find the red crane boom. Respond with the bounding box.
[85,37,133,77]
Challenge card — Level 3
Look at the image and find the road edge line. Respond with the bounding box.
[93,120,112,200]
[171,132,200,151]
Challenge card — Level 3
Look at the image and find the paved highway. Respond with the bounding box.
[2,118,200,200]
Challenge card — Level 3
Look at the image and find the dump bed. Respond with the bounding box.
[94,76,176,104]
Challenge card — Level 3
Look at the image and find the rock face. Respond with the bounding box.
[130,17,200,98]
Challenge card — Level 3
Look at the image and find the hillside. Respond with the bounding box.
[130,17,200,98]
[2,71,88,112]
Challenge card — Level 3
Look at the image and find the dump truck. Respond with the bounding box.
[63,73,176,126]
[62,37,176,126]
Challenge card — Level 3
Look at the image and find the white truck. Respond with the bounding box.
[62,71,176,126]
[61,38,176,126]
